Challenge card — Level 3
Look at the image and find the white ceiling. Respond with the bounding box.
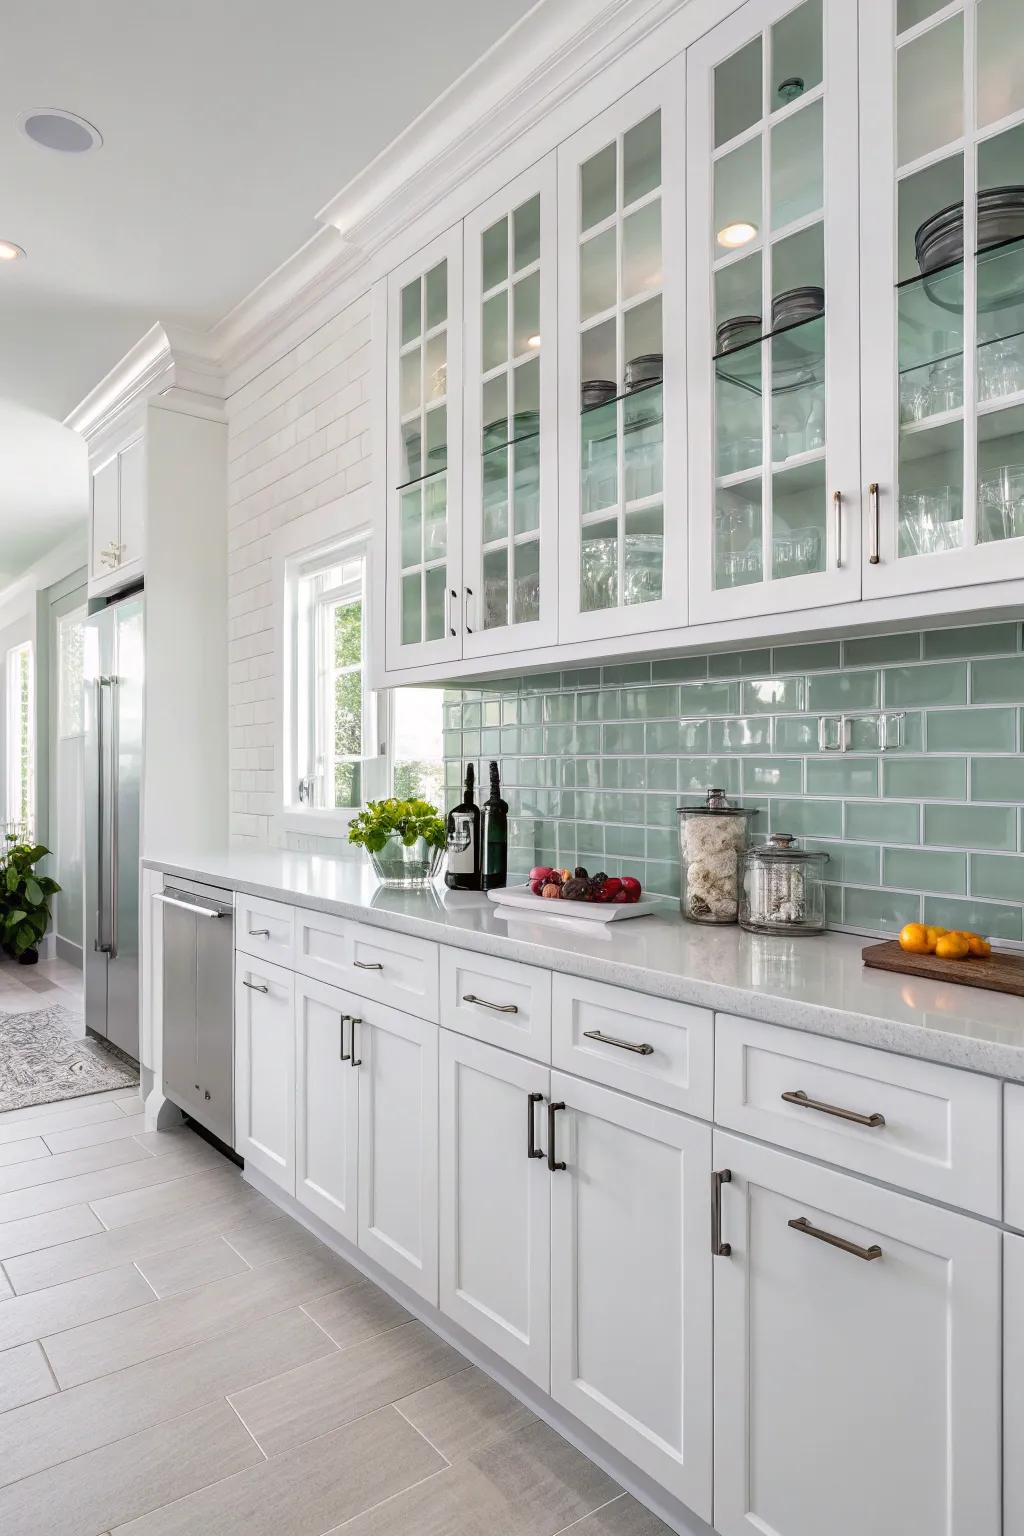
[0,0,537,581]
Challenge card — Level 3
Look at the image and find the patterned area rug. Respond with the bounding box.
[0,1004,139,1112]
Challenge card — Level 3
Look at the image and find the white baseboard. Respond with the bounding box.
[242,1164,715,1536]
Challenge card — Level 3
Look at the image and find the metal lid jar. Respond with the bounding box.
[740,833,830,935]
[678,789,758,925]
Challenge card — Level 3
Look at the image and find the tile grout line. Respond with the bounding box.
[35,1333,63,1397]
[550,1492,628,1536]
[330,1463,453,1533]
[219,1232,255,1271]
[224,1391,270,1462]
[132,1258,162,1300]
[392,1400,453,1468]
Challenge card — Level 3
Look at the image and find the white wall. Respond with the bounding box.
[227,292,372,844]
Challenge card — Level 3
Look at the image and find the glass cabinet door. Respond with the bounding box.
[462,158,557,657]
[686,0,861,623]
[557,67,686,643]
[386,228,463,670]
[862,0,1024,593]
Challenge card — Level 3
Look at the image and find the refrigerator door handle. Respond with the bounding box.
[108,675,120,960]
[93,679,112,955]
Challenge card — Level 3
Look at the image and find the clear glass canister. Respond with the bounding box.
[740,833,830,935]
[678,789,758,925]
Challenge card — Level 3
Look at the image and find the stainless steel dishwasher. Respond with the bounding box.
[156,879,235,1147]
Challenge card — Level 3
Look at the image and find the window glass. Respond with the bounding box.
[291,546,444,819]
[6,642,34,835]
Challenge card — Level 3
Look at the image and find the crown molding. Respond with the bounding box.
[211,0,685,381]
[64,322,226,442]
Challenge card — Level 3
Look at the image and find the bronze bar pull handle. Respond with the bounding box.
[712,1169,731,1257]
[339,1015,351,1063]
[547,1101,566,1172]
[582,1029,654,1055]
[868,482,881,563]
[349,1018,362,1068]
[462,994,519,1014]
[527,1091,545,1160]
[354,960,383,971]
[781,1089,885,1128]
[833,490,842,567]
[789,1215,882,1262]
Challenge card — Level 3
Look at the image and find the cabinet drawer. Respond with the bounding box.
[235,893,295,966]
[1006,1084,1024,1232]
[551,975,713,1118]
[294,908,438,1021]
[439,948,551,1060]
[715,1014,1001,1217]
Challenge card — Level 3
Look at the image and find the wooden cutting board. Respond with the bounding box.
[862,940,1024,997]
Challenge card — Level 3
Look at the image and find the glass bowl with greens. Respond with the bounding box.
[347,799,447,888]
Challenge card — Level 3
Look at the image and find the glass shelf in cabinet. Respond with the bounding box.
[714,311,824,397]
[580,380,663,447]
[396,462,449,494]
[481,424,541,458]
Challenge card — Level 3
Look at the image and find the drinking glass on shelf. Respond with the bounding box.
[926,356,963,416]
[899,373,931,424]
[978,337,1024,403]
[898,488,963,556]
[979,464,1024,542]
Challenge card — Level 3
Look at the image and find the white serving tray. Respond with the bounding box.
[487,884,660,922]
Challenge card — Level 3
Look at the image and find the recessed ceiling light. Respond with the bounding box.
[17,108,102,154]
[717,221,759,249]
[527,334,541,348]
[0,240,25,262]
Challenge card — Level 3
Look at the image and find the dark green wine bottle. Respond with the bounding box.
[481,760,508,891]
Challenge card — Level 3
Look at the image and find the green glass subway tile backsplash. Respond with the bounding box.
[443,622,1024,937]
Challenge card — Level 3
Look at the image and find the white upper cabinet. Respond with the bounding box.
[860,0,1024,594]
[89,433,145,593]
[687,0,862,622]
[557,69,687,643]
[463,158,558,656]
[386,228,464,671]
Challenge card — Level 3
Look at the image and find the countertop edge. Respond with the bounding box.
[143,856,1024,1083]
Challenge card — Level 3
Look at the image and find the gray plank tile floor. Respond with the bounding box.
[0,1079,674,1536]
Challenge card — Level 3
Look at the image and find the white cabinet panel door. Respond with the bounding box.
[713,1132,1001,1536]
[439,1031,550,1386]
[234,956,295,1195]
[356,1002,439,1303]
[549,1071,712,1517]
[91,455,119,581]
[117,435,146,570]
[1007,1234,1024,1536]
[294,975,359,1240]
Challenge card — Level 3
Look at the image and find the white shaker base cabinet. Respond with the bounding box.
[549,1072,712,1519]
[1007,1234,1024,1536]
[294,976,358,1241]
[439,1032,550,1388]
[355,1001,439,1305]
[712,1133,1001,1536]
[234,957,296,1195]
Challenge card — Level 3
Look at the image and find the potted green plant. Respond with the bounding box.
[347,798,446,888]
[0,836,61,964]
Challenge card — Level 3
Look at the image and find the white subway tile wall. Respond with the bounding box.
[227,292,372,844]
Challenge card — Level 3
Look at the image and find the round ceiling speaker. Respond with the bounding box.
[17,109,102,153]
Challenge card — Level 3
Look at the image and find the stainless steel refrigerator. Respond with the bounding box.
[84,594,144,1060]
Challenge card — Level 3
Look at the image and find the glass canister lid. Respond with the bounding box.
[747,832,829,865]
[677,788,757,817]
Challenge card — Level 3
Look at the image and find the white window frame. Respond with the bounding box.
[5,640,35,836]
[285,532,385,835]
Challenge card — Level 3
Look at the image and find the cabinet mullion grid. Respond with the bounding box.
[398,266,448,645]
[710,21,827,591]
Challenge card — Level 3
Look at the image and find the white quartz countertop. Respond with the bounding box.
[144,849,1024,1082]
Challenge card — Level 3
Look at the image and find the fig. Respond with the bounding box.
[562,878,591,900]
[574,866,589,879]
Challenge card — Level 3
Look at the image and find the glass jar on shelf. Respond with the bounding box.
[678,788,758,925]
[740,833,829,935]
